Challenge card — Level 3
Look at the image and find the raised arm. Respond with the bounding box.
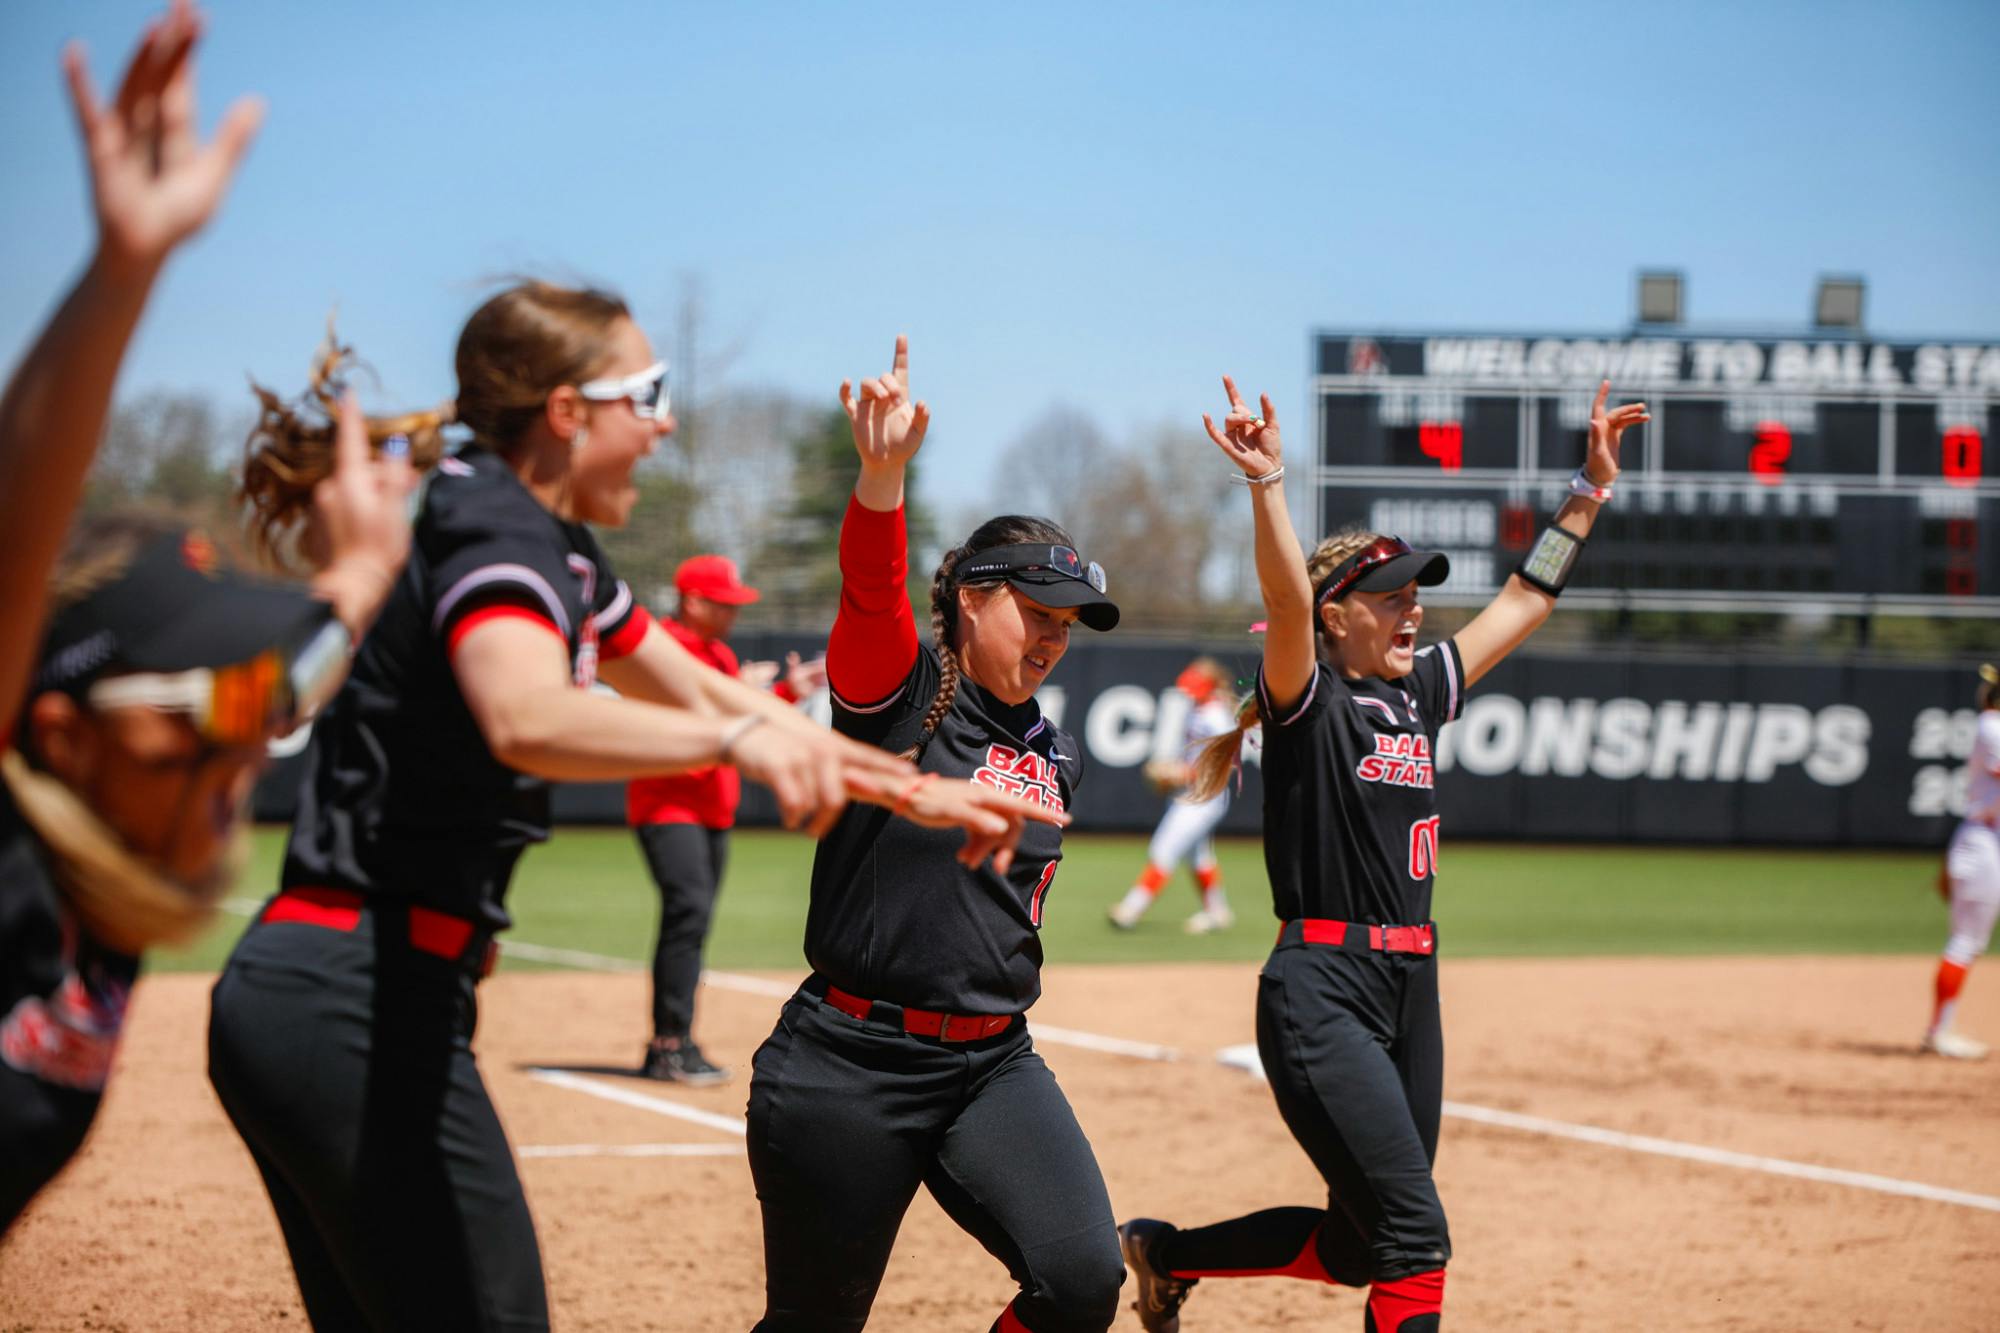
[827,334,932,704]
[1204,376,1315,713]
[0,1,261,731]
[1452,380,1649,685]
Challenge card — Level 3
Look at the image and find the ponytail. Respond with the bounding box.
[239,330,450,572]
[1187,691,1261,803]
[1979,663,1999,712]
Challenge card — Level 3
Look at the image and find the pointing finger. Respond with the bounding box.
[891,333,909,387]
[1222,374,1245,411]
[1592,379,1610,418]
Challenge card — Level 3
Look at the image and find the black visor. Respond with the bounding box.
[35,529,329,698]
[955,542,1120,632]
[1314,535,1450,605]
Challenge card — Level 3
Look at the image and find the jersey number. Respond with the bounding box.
[1407,816,1441,880]
[1029,860,1058,927]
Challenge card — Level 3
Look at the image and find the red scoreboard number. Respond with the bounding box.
[1943,426,1984,487]
[1417,421,1463,471]
[1748,420,1791,483]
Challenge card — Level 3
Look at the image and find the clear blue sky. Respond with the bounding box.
[3,0,1996,514]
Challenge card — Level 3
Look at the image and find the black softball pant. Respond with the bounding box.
[1160,941,1449,1287]
[635,822,728,1039]
[207,911,547,1332]
[746,983,1125,1332]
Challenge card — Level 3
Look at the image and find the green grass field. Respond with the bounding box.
[148,827,1951,976]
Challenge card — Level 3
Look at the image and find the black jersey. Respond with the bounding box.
[0,779,140,1227]
[809,647,1078,1015]
[1256,639,1467,927]
[280,447,640,932]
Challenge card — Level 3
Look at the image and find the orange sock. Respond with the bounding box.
[1933,959,1970,1030]
[1135,863,1168,895]
[1194,864,1220,892]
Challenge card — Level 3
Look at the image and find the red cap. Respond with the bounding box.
[674,554,760,605]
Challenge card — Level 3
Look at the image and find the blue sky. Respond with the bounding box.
[3,0,1996,514]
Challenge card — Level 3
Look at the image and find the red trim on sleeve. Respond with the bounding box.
[828,495,918,706]
[600,605,654,661]
[446,603,566,659]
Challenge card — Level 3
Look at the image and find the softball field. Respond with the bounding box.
[3,949,1995,1330]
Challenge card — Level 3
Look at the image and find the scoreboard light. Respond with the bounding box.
[1942,426,1983,487]
[1637,270,1684,325]
[1814,276,1866,330]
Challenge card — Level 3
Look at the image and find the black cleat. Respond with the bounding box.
[1120,1218,1196,1332]
[641,1038,730,1086]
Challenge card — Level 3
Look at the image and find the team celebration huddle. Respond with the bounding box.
[4,6,1992,1333]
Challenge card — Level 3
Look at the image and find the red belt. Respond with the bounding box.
[821,984,1015,1043]
[262,887,500,978]
[1281,918,1436,956]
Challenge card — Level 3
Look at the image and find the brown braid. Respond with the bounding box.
[1186,524,1386,802]
[901,514,1078,760]
[901,546,966,760]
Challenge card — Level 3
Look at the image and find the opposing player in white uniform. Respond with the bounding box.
[1109,659,1251,933]
[1925,663,2000,1059]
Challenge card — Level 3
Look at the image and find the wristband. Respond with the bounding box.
[1568,468,1614,503]
[717,713,766,762]
[288,614,355,722]
[890,772,937,818]
[1228,465,1285,486]
[1516,526,1586,597]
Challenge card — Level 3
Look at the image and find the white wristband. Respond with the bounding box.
[718,713,766,763]
[1569,468,1614,503]
[1229,465,1285,486]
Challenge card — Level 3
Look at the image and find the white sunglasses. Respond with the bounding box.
[577,361,670,421]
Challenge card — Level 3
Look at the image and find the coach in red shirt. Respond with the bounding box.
[628,555,825,1083]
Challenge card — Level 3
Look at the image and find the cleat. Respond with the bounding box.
[1109,900,1146,930]
[1921,1030,1989,1060]
[642,1038,731,1085]
[1183,905,1234,935]
[1120,1218,1196,1332]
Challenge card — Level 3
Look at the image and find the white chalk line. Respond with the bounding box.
[1215,1043,2000,1215]
[221,903,1185,1061]
[526,1068,747,1137]
[518,1142,742,1160]
[236,899,2000,1216]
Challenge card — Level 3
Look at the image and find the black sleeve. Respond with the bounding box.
[1257,662,1336,734]
[1407,638,1469,740]
[421,487,579,647]
[831,644,940,754]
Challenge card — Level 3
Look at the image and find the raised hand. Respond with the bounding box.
[738,659,783,692]
[307,393,416,637]
[1584,380,1650,486]
[1202,375,1282,479]
[840,334,931,474]
[64,0,265,278]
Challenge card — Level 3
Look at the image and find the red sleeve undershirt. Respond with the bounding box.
[827,494,917,705]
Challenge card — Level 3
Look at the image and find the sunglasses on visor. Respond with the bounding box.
[956,543,1109,594]
[83,623,350,749]
[577,361,670,421]
[1314,535,1418,605]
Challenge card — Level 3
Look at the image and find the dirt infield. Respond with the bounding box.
[4,956,1997,1331]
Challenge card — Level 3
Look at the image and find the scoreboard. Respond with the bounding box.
[1313,331,2000,611]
